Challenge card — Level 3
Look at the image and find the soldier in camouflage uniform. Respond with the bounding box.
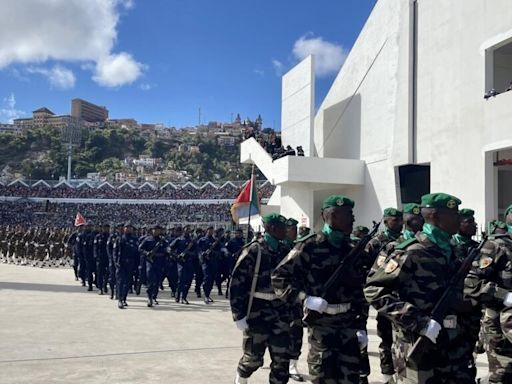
[365,193,475,383]
[230,213,291,384]
[272,195,366,384]
[366,208,404,383]
[465,203,512,383]
[283,217,305,382]
[450,208,482,381]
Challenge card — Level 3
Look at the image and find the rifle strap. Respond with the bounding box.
[246,243,262,318]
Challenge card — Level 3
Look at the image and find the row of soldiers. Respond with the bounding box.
[229,193,512,384]
[0,225,73,267]
[68,222,246,309]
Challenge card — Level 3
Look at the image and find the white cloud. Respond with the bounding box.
[253,69,265,77]
[292,34,348,77]
[0,93,26,123]
[93,52,145,88]
[0,0,144,88]
[139,82,154,91]
[27,64,76,89]
[272,59,284,76]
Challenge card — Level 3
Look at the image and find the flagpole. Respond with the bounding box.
[246,164,255,243]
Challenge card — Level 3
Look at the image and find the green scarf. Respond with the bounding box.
[264,232,280,252]
[402,229,415,241]
[384,227,401,241]
[452,233,472,246]
[508,224,512,234]
[423,223,452,258]
[322,223,345,248]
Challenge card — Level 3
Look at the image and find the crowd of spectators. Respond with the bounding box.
[0,182,275,200]
[243,129,305,161]
[0,201,232,228]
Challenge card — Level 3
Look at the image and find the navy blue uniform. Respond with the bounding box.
[136,234,148,294]
[78,230,96,289]
[197,234,222,299]
[170,234,196,301]
[114,233,139,303]
[139,235,170,303]
[93,232,109,294]
[225,236,244,296]
[107,231,119,299]
[164,234,178,296]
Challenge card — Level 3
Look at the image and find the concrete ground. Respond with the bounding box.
[0,263,488,384]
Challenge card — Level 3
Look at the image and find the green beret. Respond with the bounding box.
[286,218,298,227]
[403,203,421,215]
[489,220,507,234]
[322,195,355,209]
[459,208,475,218]
[262,213,287,225]
[505,204,512,217]
[354,225,369,233]
[421,193,461,210]
[383,208,403,217]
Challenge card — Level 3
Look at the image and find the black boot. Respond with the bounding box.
[118,301,124,309]
[147,298,153,307]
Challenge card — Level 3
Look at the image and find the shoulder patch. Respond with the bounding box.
[384,259,399,273]
[377,254,387,267]
[479,256,493,269]
[395,237,418,251]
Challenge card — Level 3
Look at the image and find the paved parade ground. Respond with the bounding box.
[0,263,488,384]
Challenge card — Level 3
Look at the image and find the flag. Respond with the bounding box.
[74,212,86,227]
[230,175,260,224]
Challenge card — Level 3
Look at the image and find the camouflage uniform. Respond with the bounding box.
[465,234,512,383]
[366,230,402,378]
[272,232,366,384]
[451,234,482,380]
[365,232,475,383]
[230,236,291,384]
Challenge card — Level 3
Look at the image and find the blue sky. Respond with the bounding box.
[0,0,376,129]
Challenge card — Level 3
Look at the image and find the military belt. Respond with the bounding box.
[324,303,351,315]
[253,292,277,301]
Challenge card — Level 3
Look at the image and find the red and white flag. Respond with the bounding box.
[74,212,86,227]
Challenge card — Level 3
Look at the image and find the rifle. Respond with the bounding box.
[176,237,197,262]
[303,220,381,325]
[406,236,488,369]
[200,237,222,263]
[145,239,165,263]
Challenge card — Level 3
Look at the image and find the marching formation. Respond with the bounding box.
[229,194,512,384]
[0,222,245,309]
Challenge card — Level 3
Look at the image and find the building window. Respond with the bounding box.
[485,38,512,94]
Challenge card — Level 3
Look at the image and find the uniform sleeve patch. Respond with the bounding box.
[479,256,493,269]
[384,259,399,273]
[377,255,387,267]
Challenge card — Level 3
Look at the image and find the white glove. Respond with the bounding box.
[420,319,442,344]
[235,317,249,331]
[304,296,328,313]
[356,330,368,349]
[504,292,512,307]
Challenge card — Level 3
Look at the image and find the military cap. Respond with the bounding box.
[505,203,512,217]
[151,223,163,230]
[215,227,224,233]
[207,225,214,230]
[421,193,461,210]
[124,221,136,228]
[383,208,403,217]
[403,203,421,215]
[459,208,475,218]
[354,225,369,233]
[261,213,287,225]
[322,195,355,209]
[286,218,299,227]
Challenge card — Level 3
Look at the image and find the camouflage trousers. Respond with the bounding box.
[289,307,304,360]
[392,330,474,384]
[238,327,290,384]
[307,325,360,384]
[377,313,395,375]
[481,308,512,383]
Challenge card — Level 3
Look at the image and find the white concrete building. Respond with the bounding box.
[241,0,512,230]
